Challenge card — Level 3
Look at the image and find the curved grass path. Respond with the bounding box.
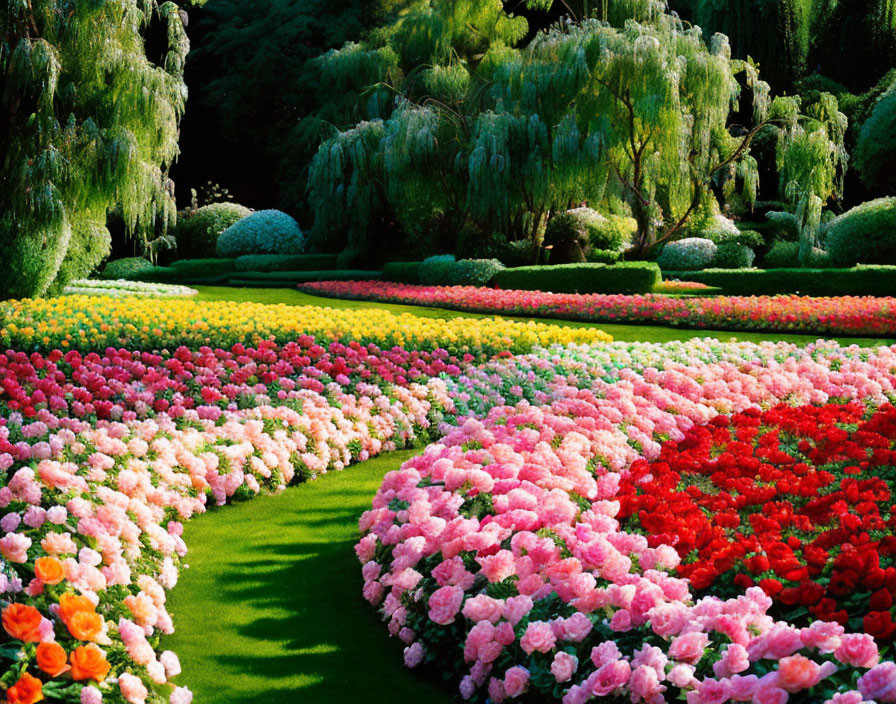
[162,449,453,704]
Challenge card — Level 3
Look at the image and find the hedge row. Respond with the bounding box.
[493,262,661,295]
[234,253,338,272]
[662,267,896,297]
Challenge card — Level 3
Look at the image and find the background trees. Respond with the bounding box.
[0,0,189,299]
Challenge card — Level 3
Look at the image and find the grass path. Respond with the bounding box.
[193,285,894,347]
[162,449,453,704]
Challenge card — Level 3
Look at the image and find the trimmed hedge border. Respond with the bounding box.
[169,259,237,278]
[234,253,339,272]
[493,262,661,294]
[382,261,422,284]
[662,266,896,296]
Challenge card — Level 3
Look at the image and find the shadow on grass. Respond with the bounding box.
[162,450,454,704]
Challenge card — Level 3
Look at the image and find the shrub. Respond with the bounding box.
[0,215,71,299]
[216,210,304,257]
[826,198,896,266]
[168,259,237,280]
[585,248,623,264]
[712,243,755,269]
[382,262,422,284]
[655,238,718,271]
[418,255,457,285]
[500,239,539,267]
[493,262,661,294]
[100,258,156,281]
[762,241,832,268]
[450,259,505,286]
[174,203,251,259]
[692,213,741,243]
[658,266,896,296]
[544,208,633,264]
[731,229,765,250]
[48,219,112,294]
[765,211,800,241]
[854,83,896,194]
[336,246,369,270]
[234,254,338,272]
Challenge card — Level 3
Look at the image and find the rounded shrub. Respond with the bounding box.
[655,238,718,271]
[175,203,251,259]
[500,239,538,268]
[100,257,156,281]
[826,198,896,266]
[763,241,831,269]
[216,210,304,257]
[854,83,896,194]
[693,213,741,243]
[451,259,505,286]
[712,242,755,269]
[545,208,633,264]
[419,255,457,285]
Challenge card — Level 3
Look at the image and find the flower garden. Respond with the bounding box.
[5,0,896,702]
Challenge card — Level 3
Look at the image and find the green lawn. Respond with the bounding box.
[193,285,894,347]
[163,450,453,704]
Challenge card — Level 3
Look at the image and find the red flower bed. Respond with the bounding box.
[618,402,896,641]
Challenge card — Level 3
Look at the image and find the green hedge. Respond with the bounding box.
[229,270,382,286]
[170,259,237,278]
[661,267,896,296]
[493,262,661,294]
[382,261,422,283]
[234,254,339,272]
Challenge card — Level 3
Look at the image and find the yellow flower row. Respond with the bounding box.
[0,295,612,354]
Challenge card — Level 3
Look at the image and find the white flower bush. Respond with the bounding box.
[655,237,718,271]
[63,280,198,298]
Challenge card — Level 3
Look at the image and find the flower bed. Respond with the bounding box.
[358,342,896,703]
[4,330,896,703]
[62,281,199,298]
[0,296,611,354]
[299,280,896,337]
[618,402,896,640]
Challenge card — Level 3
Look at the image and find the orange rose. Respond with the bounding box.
[1,603,44,643]
[36,641,70,677]
[65,609,103,641]
[57,593,95,623]
[69,643,111,682]
[6,672,44,704]
[34,556,66,585]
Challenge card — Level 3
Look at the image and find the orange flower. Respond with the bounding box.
[34,556,66,585]
[65,609,103,641]
[69,643,111,682]
[36,641,70,677]
[57,593,95,623]
[1,603,44,643]
[6,672,44,704]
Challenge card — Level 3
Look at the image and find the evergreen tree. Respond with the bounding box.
[810,0,896,92]
[693,0,815,91]
[0,0,188,298]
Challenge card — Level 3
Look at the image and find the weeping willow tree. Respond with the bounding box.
[693,0,814,91]
[308,0,846,260]
[0,0,188,299]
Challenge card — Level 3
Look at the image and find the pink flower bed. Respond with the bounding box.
[300,280,896,337]
[358,343,896,703]
[0,341,463,703]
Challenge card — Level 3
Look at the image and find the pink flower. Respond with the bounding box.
[81,687,102,704]
[550,652,578,683]
[503,666,530,698]
[520,621,556,654]
[858,662,896,702]
[835,634,879,669]
[428,585,464,625]
[119,673,149,704]
[775,655,838,693]
[669,632,709,664]
[404,642,424,668]
[170,688,193,704]
[591,659,631,696]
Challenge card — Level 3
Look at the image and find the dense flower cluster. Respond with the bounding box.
[300,280,896,337]
[359,342,896,703]
[661,280,713,292]
[62,281,199,299]
[0,295,612,354]
[1,341,462,703]
[619,402,896,641]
